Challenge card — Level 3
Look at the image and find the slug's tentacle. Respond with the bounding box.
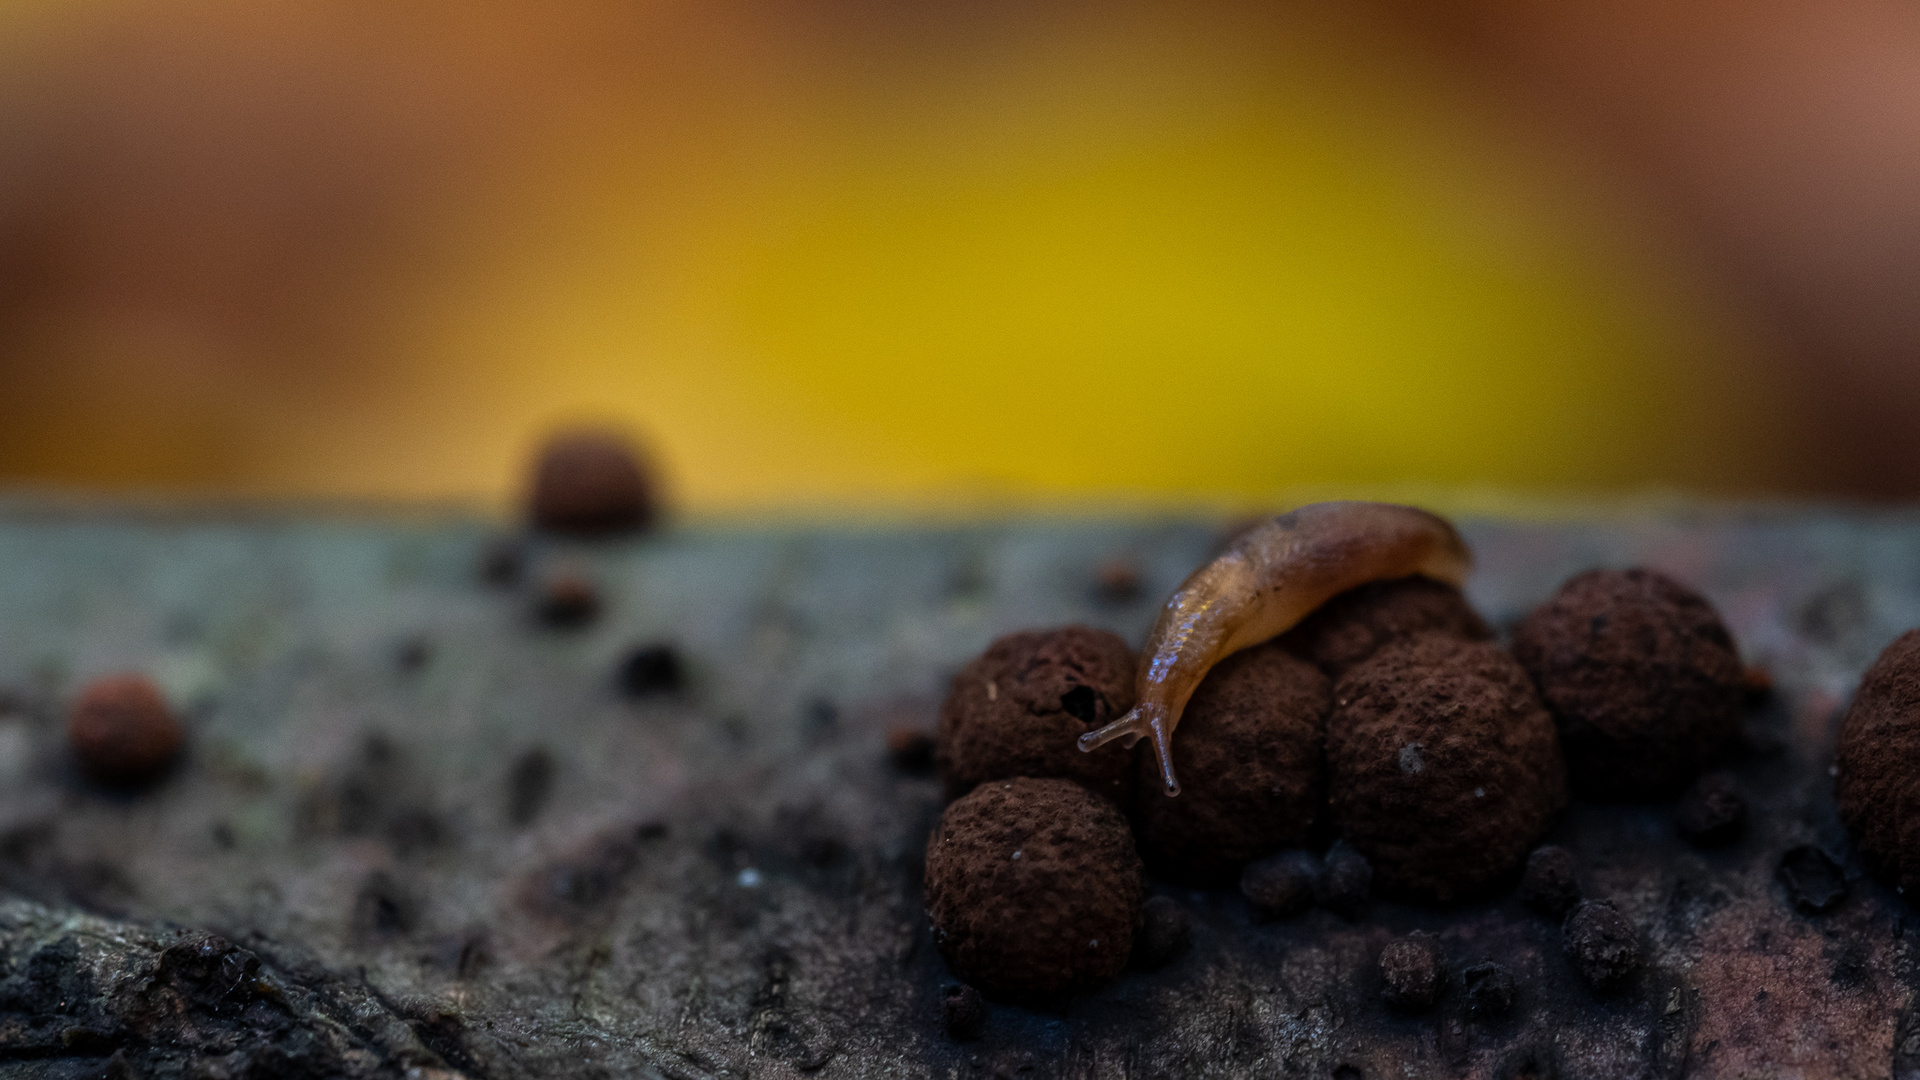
[1078,704,1178,795]
[1083,501,1471,797]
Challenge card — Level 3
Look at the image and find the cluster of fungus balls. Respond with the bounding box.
[924,564,1749,1004]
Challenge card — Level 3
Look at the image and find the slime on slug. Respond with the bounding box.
[1079,501,1472,797]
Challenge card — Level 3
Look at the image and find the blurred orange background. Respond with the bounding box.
[3,0,1917,512]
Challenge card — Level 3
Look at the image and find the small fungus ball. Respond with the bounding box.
[936,627,1138,805]
[1379,932,1443,1010]
[941,984,987,1041]
[1836,629,1920,893]
[1519,845,1582,918]
[1563,900,1641,991]
[1131,896,1192,970]
[528,430,656,537]
[1132,642,1328,882]
[1675,773,1746,848]
[1511,568,1743,800]
[1326,635,1568,903]
[1280,576,1492,678]
[885,728,938,776]
[68,674,184,787]
[1317,842,1374,918]
[924,777,1143,1002]
[1461,961,1516,1019]
[1240,850,1320,920]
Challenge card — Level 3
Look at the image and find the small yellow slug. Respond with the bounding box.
[1079,501,1472,796]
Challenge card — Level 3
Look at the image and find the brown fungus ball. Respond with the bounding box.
[68,674,184,787]
[936,626,1138,805]
[1564,899,1641,991]
[1241,850,1319,920]
[528,430,657,537]
[924,777,1143,1002]
[1280,575,1492,678]
[1520,845,1582,917]
[1511,568,1743,800]
[1326,635,1568,903]
[1835,629,1920,893]
[1380,931,1444,1010]
[1132,642,1328,882]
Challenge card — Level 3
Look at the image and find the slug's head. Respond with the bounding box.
[1077,703,1180,797]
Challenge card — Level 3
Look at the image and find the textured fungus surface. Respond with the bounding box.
[923,778,1142,1002]
[1836,629,1920,894]
[1513,567,1745,800]
[0,505,1914,1077]
[1131,642,1327,882]
[936,626,1138,806]
[1279,575,1492,678]
[1326,635,1569,902]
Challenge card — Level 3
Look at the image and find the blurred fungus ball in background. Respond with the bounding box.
[1,0,1919,505]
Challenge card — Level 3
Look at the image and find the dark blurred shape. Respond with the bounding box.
[1776,845,1847,914]
[506,746,555,827]
[1130,896,1192,970]
[535,571,600,628]
[68,674,184,788]
[885,727,937,776]
[1520,845,1582,917]
[1240,850,1319,920]
[619,644,684,696]
[1090,558,1142,605]
[1675,773,1746,848]
[477,536,526,588]
[394,635,432,673]
[1461,961,1516,1019]
[529,430,656,537]
[1317,841,1372,919]
[941,983,986,1041]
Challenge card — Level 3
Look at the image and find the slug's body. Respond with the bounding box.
[1080,501,1472,796]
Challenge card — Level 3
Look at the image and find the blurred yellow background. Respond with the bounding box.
[2,0,1885,512]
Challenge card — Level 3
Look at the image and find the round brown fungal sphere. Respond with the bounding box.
[1519,845,1582,917]
[1326,635,1568,903]
[1132,642,1328,882]
[1240,850,1319,920]
[1131,896,1191,970]
[1563,899,1641,991]
[528,430,656,537]
[1380,932,1444,1010]
[936,626,1138,806]
[68,675,184,787]
[1280,576,1492,679]
[1511,568,1743,800]
[924,777,1143,1002]
[1317,841,1374,918]
[1836,629,1920,894]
